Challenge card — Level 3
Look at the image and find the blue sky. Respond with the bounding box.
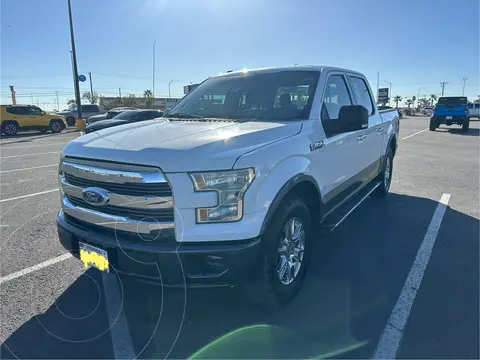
[1,0,479,110]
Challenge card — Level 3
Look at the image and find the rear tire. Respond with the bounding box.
[373,147,393,198]
[243,195,312,309]
[50,120,64,133]
[429,118,437,131]
[2,122,18,136]
[462,118,469,132]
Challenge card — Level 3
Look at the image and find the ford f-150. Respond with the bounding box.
[57,66,399,307]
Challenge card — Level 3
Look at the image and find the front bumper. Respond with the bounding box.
[57,210,261,287]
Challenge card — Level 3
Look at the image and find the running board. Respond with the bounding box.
[321,182,381,232]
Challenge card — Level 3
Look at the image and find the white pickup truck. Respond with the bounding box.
[57,66,399,307]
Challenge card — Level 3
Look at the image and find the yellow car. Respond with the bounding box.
[1,104,67,136]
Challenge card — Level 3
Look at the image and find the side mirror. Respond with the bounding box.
[337,105,369,132]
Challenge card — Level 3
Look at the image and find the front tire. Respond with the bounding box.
[50,120,63,133]
[373,147,393,198]
[462,118,469,132]
[243,195,312,308]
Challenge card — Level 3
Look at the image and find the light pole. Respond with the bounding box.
[417,86,426,107]
[168,80,173,99]
[152,40,156,109]
[440,82,448,97]
[384,81,392,105]
[67,0,82,120]
[462,77,468,96]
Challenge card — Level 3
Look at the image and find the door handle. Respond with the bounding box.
[356,134,366,142]
[376,127,384,134]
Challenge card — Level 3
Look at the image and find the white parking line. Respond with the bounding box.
[0,143,64,149]
[0,253,73,285]
[0,151,60,159]
[0,189,58,203]
[0,164,57,174]
[102,273,135,359]
[402,128,429,140]
[373,193,451,359]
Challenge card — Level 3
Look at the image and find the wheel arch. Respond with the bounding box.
[260,174,324,235]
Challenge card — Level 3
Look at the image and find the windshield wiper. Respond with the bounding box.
[165,112,204,119]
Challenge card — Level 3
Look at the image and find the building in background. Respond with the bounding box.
[99,96,180,111]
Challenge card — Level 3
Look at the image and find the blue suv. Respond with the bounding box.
[430,96,469,132]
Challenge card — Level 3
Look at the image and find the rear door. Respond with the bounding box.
[348,75,384,183]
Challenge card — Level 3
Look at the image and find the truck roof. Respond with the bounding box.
[215,65,364,78]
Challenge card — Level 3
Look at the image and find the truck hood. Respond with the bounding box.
[62,119,302,172]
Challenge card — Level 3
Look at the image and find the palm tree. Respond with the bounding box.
[405,99,413,108]
[429,94,437,106]
[144,89,153,108]
[393,95,402,108]
[144,89,153,98]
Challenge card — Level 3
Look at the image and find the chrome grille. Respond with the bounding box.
[59,158,174,236]
[67,196,174,222]
[64,173,172,197]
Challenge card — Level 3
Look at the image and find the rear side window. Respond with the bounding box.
[82,105,99,112]
[28,107,42,115]
[475,103,480,109]
[5,106,20,115]
[348,76,374,115]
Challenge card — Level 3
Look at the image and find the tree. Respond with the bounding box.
[419,98,429,107]
[429,94,437,106]
[67,99,76,106]
[123,94,137,107]
[393,95,402,108]
[82,91,100,104]
[144,89,153,108]
[405,98,413,108]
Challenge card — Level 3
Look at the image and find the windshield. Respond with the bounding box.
[437,97,467,106]
[167,71,320,121]
[112,110,140,120]
[67,104,77,111]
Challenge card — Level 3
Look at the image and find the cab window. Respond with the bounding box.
[321,75,352,121]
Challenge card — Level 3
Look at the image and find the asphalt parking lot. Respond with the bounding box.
[0,118,479,359]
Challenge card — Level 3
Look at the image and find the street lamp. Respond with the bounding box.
[384,81,392,105]
[417,86,426,107]
[462,77,468,96]
[168,80,173,99]
[152,40,156,109]
[67,0,82,120]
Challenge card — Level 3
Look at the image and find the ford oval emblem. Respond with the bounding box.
[82,187,109,206]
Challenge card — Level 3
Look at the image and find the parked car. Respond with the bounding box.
[1,104,67,136]
[467,102,480,119]
[87,107,138,125]
[58,104,103,126]
[57,66,399,308]
[430,96,469,132]
[422,106,434,116]
[85,109,163,133]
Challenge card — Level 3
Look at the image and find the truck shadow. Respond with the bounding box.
[1,193,478,359]
[437,127,480,137]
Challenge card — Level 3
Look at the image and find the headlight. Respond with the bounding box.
[189,168,255,223]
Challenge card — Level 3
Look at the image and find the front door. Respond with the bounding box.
[27,106,46,127]
[309,72,366,213]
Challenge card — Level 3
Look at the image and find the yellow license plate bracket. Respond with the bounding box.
[79,242,109,273]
